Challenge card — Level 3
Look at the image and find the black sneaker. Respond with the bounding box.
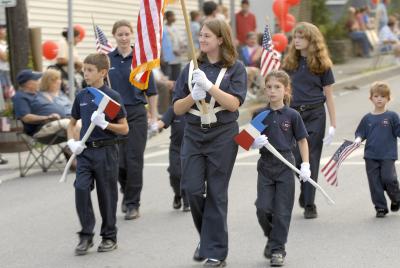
[304,205,318,219]
[376,208,388,218]
[390,201,400,212]
[173,195,182,209]
[182,204,191,212]
[97,239,117,252]
[125,207,140,220]
[270,253,284,267]
[203,258,226,267]
[263,243,271,259]
[193,243,205,262]
[75,238,93,256]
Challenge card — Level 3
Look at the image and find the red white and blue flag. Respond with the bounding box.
[234,110,270,150]
[260,24,281,77]
[130,0,166,90]
[321,140,360,186]
[88,87,121,120]
[95,25,114,54]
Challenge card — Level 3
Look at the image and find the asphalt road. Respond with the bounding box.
[1,75,400,268]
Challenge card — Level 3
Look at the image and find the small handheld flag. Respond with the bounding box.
[94,25,114,54]
[87,87,121,120]
[321,140,360,186]
[234,110,270,150]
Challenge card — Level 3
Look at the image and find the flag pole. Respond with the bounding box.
[179,0,208,115]
[91,14,113,89]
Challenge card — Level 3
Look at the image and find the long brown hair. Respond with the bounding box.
[265,70,292,105]
[197,19,237,68]
[282,22,332,74]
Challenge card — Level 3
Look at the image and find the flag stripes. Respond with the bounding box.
[95,25,114,54]
[260,24,281,77]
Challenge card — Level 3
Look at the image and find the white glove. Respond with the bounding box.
[192,69,213,91]
[354,136,362,145]
[150,121,158,133]
[191,84,206,101]
[299,162,311,182]
[251,135,269,149]
[67,139,86,155]
[323,126,335,145]
[91,111,109,130]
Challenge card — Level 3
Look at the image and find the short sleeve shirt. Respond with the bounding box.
[172,59,247,124]
[355,111,400,160]
[254,106,308,153]
[71,85,127,142]
[108,49,157,106]
[286,57,335,107]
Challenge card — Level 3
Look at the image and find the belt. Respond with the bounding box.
[188,121,224,129]
[85,139,122,148]
[292,102,324,112]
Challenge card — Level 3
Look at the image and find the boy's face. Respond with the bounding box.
[370,93,389,109]
[83,63,105,86]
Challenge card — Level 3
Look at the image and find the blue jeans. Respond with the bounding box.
[349,31,371,57]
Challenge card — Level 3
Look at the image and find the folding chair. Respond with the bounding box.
[17,123,68,177]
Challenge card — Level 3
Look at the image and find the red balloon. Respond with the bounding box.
[286,0,301,6]
[272,0,288,20]
[371,0,378,4]
[272,33,288,52]
[42,40,59,60]
[74,24,85,41]
[280,13,296,33]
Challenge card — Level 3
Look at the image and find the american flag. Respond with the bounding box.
[95,25,114,54]
[260,24,281,77]
[130,0,165,90]
[321,140,360,186]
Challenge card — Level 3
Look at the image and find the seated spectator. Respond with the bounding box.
[39,69,72,116]
[12,69,71,139]
[379,16,400,64]
[345,6,371,58]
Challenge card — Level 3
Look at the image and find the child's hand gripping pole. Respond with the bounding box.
[59,87,121,183]
[263,142,335,205]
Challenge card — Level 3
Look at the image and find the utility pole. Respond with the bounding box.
[5,0,30,86]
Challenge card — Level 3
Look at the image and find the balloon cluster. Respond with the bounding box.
[42,24,86,60]
[271,0,301,52]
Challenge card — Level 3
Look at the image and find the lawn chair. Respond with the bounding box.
[17,121,69,177]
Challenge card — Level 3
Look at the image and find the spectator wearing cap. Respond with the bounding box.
[235,0,257,45]
[12,69,70,137]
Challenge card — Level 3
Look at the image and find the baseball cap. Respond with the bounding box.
[16,69,42,85]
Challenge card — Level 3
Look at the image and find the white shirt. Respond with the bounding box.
[379,25,399,44]
[0,40,9,71]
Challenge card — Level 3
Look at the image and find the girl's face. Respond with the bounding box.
[199,26,222,54]
[370,94,389,109]
[265,77,286,105]
[293,32,309,51]
[114,26,132,49]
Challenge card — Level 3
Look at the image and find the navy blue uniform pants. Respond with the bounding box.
[293,106,326,206]
[119,104,147,209]
[74,145,119,241]
[365,159,400,211]
[255,151,295,256]
[181,122,238,260]
[168,143,188,205]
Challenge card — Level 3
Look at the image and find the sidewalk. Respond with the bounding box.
[1,54,399,183]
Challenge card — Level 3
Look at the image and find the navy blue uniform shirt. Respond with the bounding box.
[108,49,157,106]
[161,106,185,146]
[71,85,127,142]
[355,110,400,160]
[172,59,247,124]
[253,106,308,153]
[286,57,335,107]
[12,90,68,136]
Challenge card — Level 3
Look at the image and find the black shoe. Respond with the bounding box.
[121,202,127,213]
[125,207,140,220]
[390,201,400,212]
[376,208,388,218]
[173,195,182,209]
[193,243,205,262]
[270,253,284,267]
[304,205,318,219]
[203,258,226,267]
[97,239,117,252]
[182,204,191,212]
[0,157,8,165]
[263,243,271,259]
[75,238,93,256]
